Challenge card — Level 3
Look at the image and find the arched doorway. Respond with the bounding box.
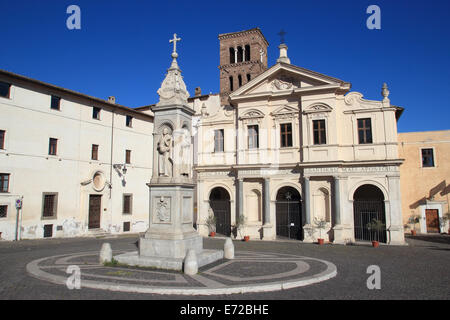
[353,184,387,243]
[209,187,231,236]
[276,186,302,240]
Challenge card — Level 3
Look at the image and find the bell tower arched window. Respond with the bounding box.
[238,74,242,87]
[229,76,234,91]
[245,45,250,61]
[237,46,243,63]
[229,47,235,64]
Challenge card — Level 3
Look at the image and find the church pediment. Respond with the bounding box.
[303,103,333,114]
[343,92,383,110]
[271,105,299,119]
[239,109,265,120]
[230,63,350,100]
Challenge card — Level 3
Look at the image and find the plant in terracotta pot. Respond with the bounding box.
[366,219,385,248]
[408,214,421,236]
[205,213,216,237]
[314,217,327,245]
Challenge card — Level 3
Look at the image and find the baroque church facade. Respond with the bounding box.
[0,27,405,245]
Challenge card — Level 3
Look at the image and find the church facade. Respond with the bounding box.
[191,28,405,245]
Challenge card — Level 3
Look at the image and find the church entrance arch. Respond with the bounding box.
[353,184,387,243]
[276,186,302,240]
[209,187,231,236]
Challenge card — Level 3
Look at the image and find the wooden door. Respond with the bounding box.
[425,209,440,233]
[88,195,102,229]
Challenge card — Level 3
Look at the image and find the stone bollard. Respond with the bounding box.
[99,243,112,264]
[224,237,234,259]
[184,249,198,275]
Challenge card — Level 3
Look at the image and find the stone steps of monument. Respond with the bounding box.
[86,229,111,238]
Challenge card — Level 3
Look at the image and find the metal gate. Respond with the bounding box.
[353,200,387,243]
[210,200,231,236]
[276,200,302,239]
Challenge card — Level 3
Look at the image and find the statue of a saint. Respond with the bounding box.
[157,128,172,177]
[180,128,191,177]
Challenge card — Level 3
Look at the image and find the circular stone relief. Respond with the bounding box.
[92,171,106,191]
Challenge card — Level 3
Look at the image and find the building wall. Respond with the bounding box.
[0,77,153,240]
[398,130,450,233]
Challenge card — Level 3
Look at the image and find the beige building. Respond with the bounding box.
[398,130,450,234]
[0,70,154,240]
[191,28,406,245]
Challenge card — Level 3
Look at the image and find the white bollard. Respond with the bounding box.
[224,237,234,259]
[99,243,112,264]
[184,249,198,275]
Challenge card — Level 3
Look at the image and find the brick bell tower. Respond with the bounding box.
[218,28,269,106]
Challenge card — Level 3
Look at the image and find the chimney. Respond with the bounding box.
[195,87,202,96]
[108,96,116,104]
[277,44,291,64]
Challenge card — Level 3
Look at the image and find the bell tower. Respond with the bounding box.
[218,28,269,105]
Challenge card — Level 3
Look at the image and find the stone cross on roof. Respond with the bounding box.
[169,33,181,54]
[278,29,287,44]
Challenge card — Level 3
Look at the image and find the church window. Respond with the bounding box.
[248,125,259,149]
[91,144,99,160]
[245,45,250,61]
[357,118,372,144]
[229,76,234,91]
[123,194,132,214]
[0,205,7,218]
[92,106,101,120]
[229,48,235,64]
[125,149,131,164]
[50,96,61,110]
[238,75,242,87]
[280,123,293,148]
[237,46,243,63]
[246,74,251,82]
[126,115,133,127]
[48,138,57,155]
[214,129,224,152]
[421,148,435,167]
[42,193,58,218]
[313,119,326,145]
[0,173,9,193]
[0,81,10,98]
[0,130,5,149]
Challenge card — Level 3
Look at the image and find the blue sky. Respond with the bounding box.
[1,0,449,132]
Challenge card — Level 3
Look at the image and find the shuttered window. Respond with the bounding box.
[42,193,58,218]
[313,120,326,145]
[123,194,132,214]
[0,174,10,193]
[214,129,224,152]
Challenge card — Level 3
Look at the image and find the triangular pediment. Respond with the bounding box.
[230,63,350,99]
[271,104,299,117]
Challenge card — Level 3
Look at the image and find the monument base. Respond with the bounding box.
[114,249,224,271]
[139,232,203,259]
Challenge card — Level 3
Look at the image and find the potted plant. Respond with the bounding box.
[205,213,216,237]
[366,219,385,248]
[232,215,247,241]
[314,217,327,245]
[408,214,421,236]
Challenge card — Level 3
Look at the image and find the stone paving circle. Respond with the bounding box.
[26,250,337,295]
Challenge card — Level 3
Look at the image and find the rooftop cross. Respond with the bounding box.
[277,29,287,44]
[169,33,181,54]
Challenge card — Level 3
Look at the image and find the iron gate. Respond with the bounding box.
[210,200,231,236]
[276,200,302,240]
[353,200,387,243]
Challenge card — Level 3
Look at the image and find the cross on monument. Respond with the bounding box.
[278,29,287,44]
[169,33,181,53]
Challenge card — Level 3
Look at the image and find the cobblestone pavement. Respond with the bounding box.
[0,234,449,299]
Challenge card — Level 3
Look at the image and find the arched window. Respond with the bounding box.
[229,76,234,91]
[229,47,235,64]
[237,46,243,63]
[246,73,251,82]
[238,74,242,87]
[245,45,250,61]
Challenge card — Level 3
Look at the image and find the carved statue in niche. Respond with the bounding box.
[179,128,191,177]
[157,127,173,177]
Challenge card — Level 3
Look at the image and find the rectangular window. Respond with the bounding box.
[91,144,98,160]
[357,118,373,144]
[92,107,101,120]
[421,148,435,167]
[313,120,326,145]
[0,81,11,98]
[125,149,131,164]
[0,130,5,149]
[43,224,53,238]
[42,193,58,218]
[123,194,132,214]
[50,96,61,110]
[126,115,133,128]
[214,129,224,152]
[48,138,57,155]
[0,205,7,218]
[0,173,10,192]
[280,123,293,148]
[123,221,131,232]
[248,125,259,149]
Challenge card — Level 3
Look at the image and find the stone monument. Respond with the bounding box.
[114,34,223,271]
